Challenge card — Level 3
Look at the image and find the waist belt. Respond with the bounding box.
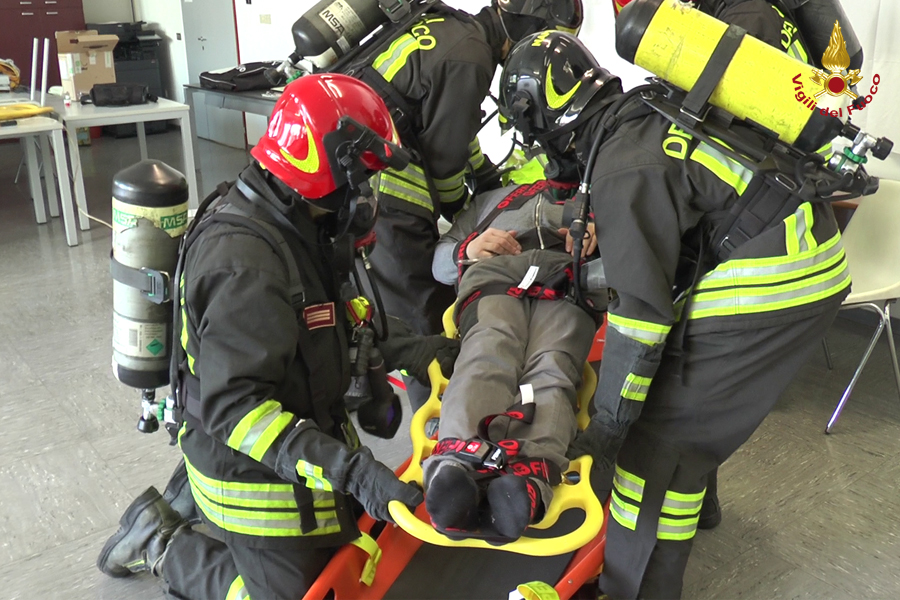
[455,264,574,325]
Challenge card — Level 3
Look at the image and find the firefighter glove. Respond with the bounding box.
[565,418,623,473]
[379,315,460,385]
[346,446,423,523]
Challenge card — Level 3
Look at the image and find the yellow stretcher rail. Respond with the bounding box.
[388,306,603,556]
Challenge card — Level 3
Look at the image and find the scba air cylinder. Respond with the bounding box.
[616,0,844,152]
[111,160,188,391]
[292,0,389,69]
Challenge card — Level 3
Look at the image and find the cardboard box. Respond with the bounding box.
[55,30,119,100]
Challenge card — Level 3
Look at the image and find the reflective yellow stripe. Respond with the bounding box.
[661,488,706,516]
[377,165,433,211]
[248,412,293,462]
[690,141,753,196]
[799,203,817,252]
[185,455,341,537]
[613,464,645,503]
[784,212,800,255]
[185,455,298,508]
[697,230,843,289]
[608,313,671,345]
[351,533,383,586]
[225,576,249,600]
[377,176,433,211]
[371,34,409,70]
[689,255,850,319]
[180,274,196,374]
[770,5,809,64]
[610,489,639,531]
[657,514,700,541]
[297,460,334,492]
[433,169,466,202]
[373,30,428,82]
[373,34,419,82]
[468,138,486,170]
[787,40,808,63]
[516,581,560,600]
[227,400,293,460]
[621,373,652,402]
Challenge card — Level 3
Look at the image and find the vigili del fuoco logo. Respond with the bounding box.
[792,21,881,118]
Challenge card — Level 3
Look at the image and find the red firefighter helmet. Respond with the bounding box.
[251,73,400,199]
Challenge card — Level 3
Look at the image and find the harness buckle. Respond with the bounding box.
[378,0,410,22]
[433,438,508,471]
[140,267,171,304]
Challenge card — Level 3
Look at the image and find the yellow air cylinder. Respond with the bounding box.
[616,0,842,152]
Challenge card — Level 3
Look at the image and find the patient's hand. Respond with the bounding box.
[559,223,597,258]
[466,228,521,259]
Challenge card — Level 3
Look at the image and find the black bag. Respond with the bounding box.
[199,61,284,92]
[84,83,157,106]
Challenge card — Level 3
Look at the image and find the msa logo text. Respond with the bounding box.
[319,9,345,36]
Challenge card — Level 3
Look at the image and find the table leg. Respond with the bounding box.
[66,124,91,231]
[180,113,200,209]
[137,121,148,160]
[52,129,78,246]
[24,135,47,224]
[39,133,60,218]
[184,87,202,175]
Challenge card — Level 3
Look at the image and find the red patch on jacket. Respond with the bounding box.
[303,303,336,330]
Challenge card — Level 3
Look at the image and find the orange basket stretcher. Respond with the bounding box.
[303,310,609,600]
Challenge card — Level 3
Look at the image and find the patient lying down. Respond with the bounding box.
[422,181,606,541]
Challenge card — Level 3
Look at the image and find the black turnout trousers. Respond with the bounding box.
[600,301,841,599]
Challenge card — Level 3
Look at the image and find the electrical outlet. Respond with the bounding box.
[176,33,182,40]
[259,13,271,24]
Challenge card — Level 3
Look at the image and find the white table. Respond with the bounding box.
[53,97,199,243]
[0,116,77,245]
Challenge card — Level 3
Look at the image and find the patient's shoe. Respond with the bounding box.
[485,473,547,540]
[425,460,480,532]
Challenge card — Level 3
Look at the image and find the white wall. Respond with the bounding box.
[132,0,190,103]
[233,0,309,142]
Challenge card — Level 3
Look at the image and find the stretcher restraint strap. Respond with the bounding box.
[455,264,572,325]
[350,532,382,586]
[679,23,747,123]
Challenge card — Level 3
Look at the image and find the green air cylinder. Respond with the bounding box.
[292,0,389,69]
[111,160,188,391]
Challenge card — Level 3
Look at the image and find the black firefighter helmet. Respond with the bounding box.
[495,0,584,42]
[498,30,620,148]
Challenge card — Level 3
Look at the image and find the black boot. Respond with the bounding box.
[485,474,546,540]
[425,460,481,532]
[97,487,188,578]
[697,469,722,530]
[162,459,201,525]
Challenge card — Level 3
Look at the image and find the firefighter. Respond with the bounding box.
[366,0,583,409]
[614,0,830,531]
[96,74,457,599]
[498,32,849,598]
